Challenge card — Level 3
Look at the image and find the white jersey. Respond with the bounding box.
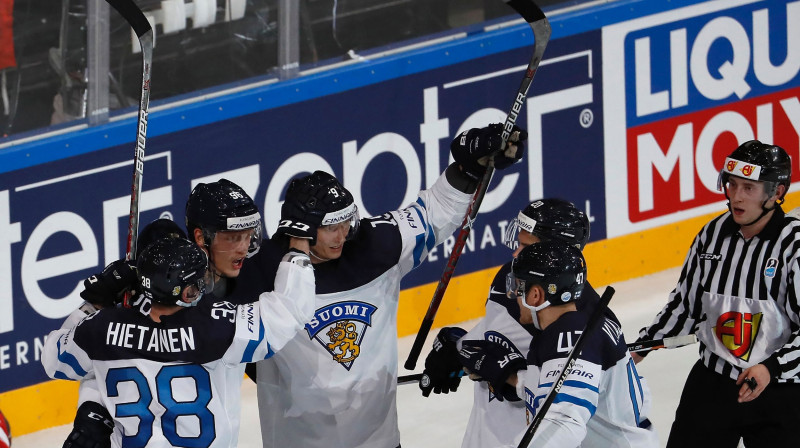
[461,262,533,448]
[514,311,659,448]
[460,264,622,448]
[42,256,315,448]
[232,171,471,448]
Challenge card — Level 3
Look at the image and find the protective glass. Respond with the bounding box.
[503,211,538,250]
[505,271,526,302]
[718,173,770,201]
[212,227,262,258]
[177,269,214,308]
[320,203,361,241]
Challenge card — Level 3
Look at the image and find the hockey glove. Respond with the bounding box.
[80,260,138,308]
[275,183,328,245]
[450,123,527,180]
[63,401,114,448]
[420,327,468,397]
[458,339,526,402]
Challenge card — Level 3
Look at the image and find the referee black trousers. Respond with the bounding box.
[666,360,800,448]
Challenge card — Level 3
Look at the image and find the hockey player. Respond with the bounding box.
[60,180,264,448]
[418,198,597,448]
[459,240,659,448]
[0,408,10,448]
[228,123,527,448]
[184,178,262,294]
[42,236,315,448]
[633,140,800,447]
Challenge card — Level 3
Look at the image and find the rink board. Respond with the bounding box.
[1,0,799,435]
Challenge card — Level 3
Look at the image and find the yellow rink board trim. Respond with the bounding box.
[7,195,800,437]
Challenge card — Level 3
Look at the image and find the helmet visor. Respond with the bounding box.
[505,270,525,301]
[212,226,262,258]
[176,269,214,308]
[320,203,360,241]
[503,212,539,250]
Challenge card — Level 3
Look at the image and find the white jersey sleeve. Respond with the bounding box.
[41,312,96,382]
[222,252,316,365]
[390,169,472,276]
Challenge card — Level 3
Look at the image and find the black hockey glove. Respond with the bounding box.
[79,259,138,308]
[63,401,114,448]
[420,327,468,397]
[275,183,328,246]
[458,339,526,402]
[450,123,527,180]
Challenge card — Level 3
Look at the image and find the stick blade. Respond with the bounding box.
[504,0,546,23]
[106,0,152,37]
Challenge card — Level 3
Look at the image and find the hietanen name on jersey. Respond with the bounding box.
[106,322,195,353]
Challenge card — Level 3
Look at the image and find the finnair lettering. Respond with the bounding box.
[105,322,196,353]
[403,209,417,228]
[545,367,594,380]
[246,306,255,332]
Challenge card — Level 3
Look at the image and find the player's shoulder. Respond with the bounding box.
[77,306,144,330]
[230,238,284,303]
[342,213,403,262]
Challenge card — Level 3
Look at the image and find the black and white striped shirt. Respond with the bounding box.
[639,207,800,382]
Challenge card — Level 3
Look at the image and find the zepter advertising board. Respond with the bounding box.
[603,0,800,237]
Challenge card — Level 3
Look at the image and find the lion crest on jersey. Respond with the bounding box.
[326,321,361,363]
[305,301,378,370]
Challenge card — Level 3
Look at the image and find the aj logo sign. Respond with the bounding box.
[714,311,762,361]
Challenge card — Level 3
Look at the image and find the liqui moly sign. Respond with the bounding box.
[602,0,800,237]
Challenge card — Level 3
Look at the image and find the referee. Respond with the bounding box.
[632,140,800,447]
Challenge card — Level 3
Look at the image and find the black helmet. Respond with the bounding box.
[185,178,262,256]
[136,237,211,307]
[284,171,360,238]
[718,140,791,200]
[504,199,590,250]
[137,218,187,258]
[508,240,586,307]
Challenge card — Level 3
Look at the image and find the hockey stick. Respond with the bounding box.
[517,286,614,448]
[403,0,551,371]
[398,373,423,385]
[104,0,153,307]
[397,334,697,386]
[627,334,697,353]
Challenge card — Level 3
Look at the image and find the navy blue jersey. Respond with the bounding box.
[518,310,658,447]
[43,256,316,448]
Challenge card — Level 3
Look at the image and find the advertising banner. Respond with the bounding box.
[603,0,800,237]
[0,27,604,393]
